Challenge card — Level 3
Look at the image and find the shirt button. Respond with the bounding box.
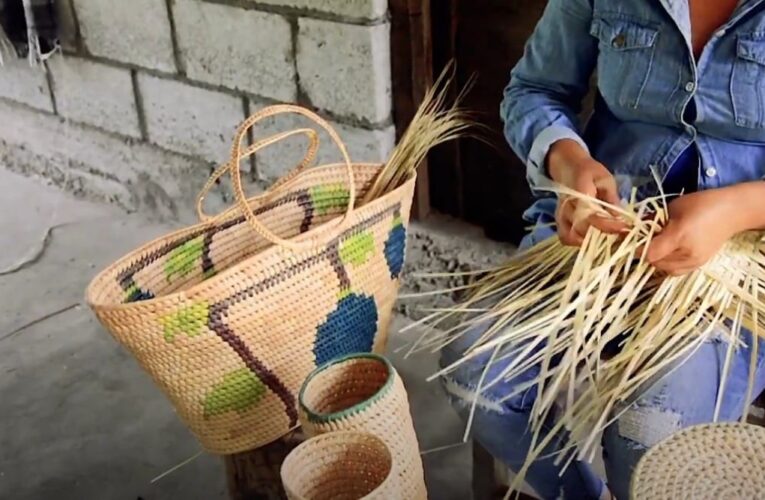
[685,81,696,92]
[613,34,626,48]
[705,167,717,178]
[715,29,726,38]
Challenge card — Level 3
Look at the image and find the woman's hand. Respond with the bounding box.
[646,184,763,275]
[548,139,625,246]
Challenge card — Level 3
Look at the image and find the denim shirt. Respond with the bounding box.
[501,0,765,247]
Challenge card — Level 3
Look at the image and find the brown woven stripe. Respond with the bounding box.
[117,190,307,290]
[208,305,298,427]
[297,191,314,234]
[328,240,351,291]
[212,202,400,311]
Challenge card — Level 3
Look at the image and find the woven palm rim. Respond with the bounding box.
[299,353,394,423]
[280,431,394,500]
[630,422,765,499]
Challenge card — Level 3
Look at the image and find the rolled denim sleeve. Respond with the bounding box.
[500,0,597,191]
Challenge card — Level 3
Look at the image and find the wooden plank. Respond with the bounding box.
[450,0,547,243]
[389,0,415,140]
[224,430,305,500]
[427,0,463,219]
[389,0,433,219]
[408,0,433,219]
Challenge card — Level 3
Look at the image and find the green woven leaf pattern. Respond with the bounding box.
[160,302,209,342]
[124,283,139,301]
[165,236,204,281]
[203,369,266,417]
[309,184,350,215]
[339,231,375,268]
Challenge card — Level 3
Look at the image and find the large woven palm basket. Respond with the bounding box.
[86,106,415,454]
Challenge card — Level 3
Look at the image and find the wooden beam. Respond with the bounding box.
[390,0,433,219]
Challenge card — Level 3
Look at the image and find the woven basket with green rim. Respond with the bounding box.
[298,353,427,499]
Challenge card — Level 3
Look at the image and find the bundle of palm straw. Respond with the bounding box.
[409,185,765,496]
[361,62,475,204]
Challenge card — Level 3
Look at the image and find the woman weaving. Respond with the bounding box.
[441,1,765,498]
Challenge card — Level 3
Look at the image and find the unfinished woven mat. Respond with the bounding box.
[299,354,427,500]
[86,105,415,454]
[631,423,765,499]
[281,431,395,500]
[411,187,765,494]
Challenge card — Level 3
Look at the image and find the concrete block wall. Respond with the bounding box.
[0,0,395,219]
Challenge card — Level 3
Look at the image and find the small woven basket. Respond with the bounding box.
[298,353,427,499]
[281,431,394,500]
[631,422,765,499]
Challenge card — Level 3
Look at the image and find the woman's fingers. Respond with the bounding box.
[571,214,592,241]
[557,196,627,246]
[558,217,584,246]
[588,214,629,234]
[594,174,621,207]
[557,200,583,246]
[645,222,681,264]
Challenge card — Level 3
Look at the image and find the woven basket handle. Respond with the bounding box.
[196,127,320,223]
[197,105,357,251]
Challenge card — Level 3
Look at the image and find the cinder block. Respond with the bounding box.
[297,19,391,124]
[247,101,394,180]
[138,74,245,164]
[250,0,387,20]
[173,0,296,101]
[0,99,216,221]
[0,59,53,112]
[48,56,140,137]
[72,0,176,72]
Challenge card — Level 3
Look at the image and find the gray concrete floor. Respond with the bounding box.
[0,170,472,500]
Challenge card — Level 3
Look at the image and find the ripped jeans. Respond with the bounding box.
[441,323,765,499]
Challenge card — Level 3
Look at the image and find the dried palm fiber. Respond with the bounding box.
[281,431,396,500]
[85,80,470,454]
[298,354,427,500]
[630,422,765,499]
[408,185,765,496]
[360,60,475,205]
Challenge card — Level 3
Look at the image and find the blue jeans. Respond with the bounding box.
[441,321,765,500]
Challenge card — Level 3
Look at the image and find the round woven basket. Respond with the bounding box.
[631,422,765,499]
[281,431,394,500]
[298,354,427,499]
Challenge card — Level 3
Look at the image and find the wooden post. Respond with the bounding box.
[390,0,434,220]
[223,430,305,500]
